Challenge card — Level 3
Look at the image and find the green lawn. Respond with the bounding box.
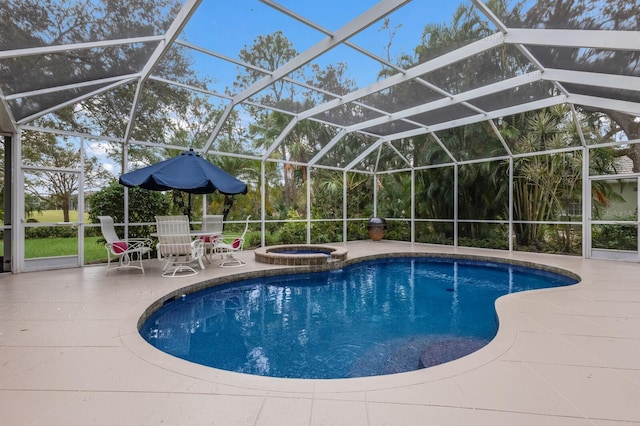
[24,236,108,263]
[18,210,106,262]
[27,210,90,223]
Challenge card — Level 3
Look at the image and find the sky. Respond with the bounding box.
[177,0,465,94]
[86,1,468,179]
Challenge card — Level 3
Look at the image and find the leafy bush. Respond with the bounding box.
[592,224,637,250]
[88,180,170,239]
[279,209,306,244]
[385,220,411,241]
[347,221,368,241]
[244,231,264,249]
[310,220,341,243]
[25,226,77,239]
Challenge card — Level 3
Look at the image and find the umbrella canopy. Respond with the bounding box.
[119,150,247,195]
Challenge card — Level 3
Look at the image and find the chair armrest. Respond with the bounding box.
[190,238,205,258]
[220,234,239,245]
[125,239,152,250]
[216,237,244,250]
[127,237,152,245]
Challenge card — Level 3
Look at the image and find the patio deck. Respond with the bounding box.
[1,241,639,425]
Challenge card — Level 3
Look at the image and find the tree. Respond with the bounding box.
[235,32,305,214]
[21,129,111,222]
[237,32,370,219]
[0,0,201,173]
[399,3,514,243]
[508,0,640,169]
[234,31,301,104]
[205,139,259,222]
[502,106,582,249]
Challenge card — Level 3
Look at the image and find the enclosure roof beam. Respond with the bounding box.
[230,0,409,106]
[296,34,505,122]
[379,96,567,142]
[0,35,165,60]
[123,0,202,143]
[505,29,640,51]
[16,77,138,125]
[345,71,541,133]
[308,129,348,166]
[177,40,344,102]
[261,0,409,76]
[262,117,300,161]
[0,89,16,133]
[428,132,458,164]
[567,94,640,116]
[203,0,407,154]
[542,69,640,92]
[6,74,141,101]
[344,138,386,172]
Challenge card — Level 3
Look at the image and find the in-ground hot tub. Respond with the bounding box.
[254,244,347,266]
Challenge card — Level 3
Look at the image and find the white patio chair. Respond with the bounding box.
[200,214,224,262]
[215,215,250,268]
[98,216,152,276]
[155,215,205,277]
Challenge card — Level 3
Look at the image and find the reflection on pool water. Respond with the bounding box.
[140,257,578,379]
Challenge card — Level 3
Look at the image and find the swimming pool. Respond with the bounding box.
[139,256,578,379]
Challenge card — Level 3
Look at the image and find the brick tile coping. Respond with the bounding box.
[254,244,348,266]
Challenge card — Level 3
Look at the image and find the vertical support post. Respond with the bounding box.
[343,171,348,242]
[411,168,415,243]
[583,146,590,259]
[260,161,266,248]
[306,166,311,244]
[372,172,377,218]
[3,135,12,272]
[453,163,458,247]
[509,156,514,252]
[12,129,23,272]
[123,143,129,238]
[77,137,85,266]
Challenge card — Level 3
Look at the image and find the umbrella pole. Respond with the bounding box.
[188,193,192,223]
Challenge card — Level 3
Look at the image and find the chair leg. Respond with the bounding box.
[161,255,199,278]
[157,252,204,277]
[107,250,146,275]
[162,264,199,278]
[121,251,145,273]
[218,252,246,268]
[135,251,145,273]
[206,242,218,263]
[105,253,112,276]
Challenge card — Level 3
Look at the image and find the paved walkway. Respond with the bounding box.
[1,241,639,425]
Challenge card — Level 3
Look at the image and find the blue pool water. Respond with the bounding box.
[275,249,330,256]
[140,257,577,379]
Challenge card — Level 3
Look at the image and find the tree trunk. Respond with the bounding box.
[222,195,234,223]
[62,197,70,222]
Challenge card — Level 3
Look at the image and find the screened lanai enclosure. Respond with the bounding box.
[0,0,639,272]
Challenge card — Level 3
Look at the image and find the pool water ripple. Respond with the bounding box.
[140,257,577,379]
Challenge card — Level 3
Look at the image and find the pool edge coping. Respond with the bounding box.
[122,249,582,394]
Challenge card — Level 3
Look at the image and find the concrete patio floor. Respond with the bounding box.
[1,241,639,425]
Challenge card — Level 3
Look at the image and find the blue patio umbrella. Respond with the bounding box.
[119,149,247,216]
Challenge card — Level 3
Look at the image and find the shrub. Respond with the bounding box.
[25,226,77,239]
[88,180,170,239]
[279,209,307,244]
